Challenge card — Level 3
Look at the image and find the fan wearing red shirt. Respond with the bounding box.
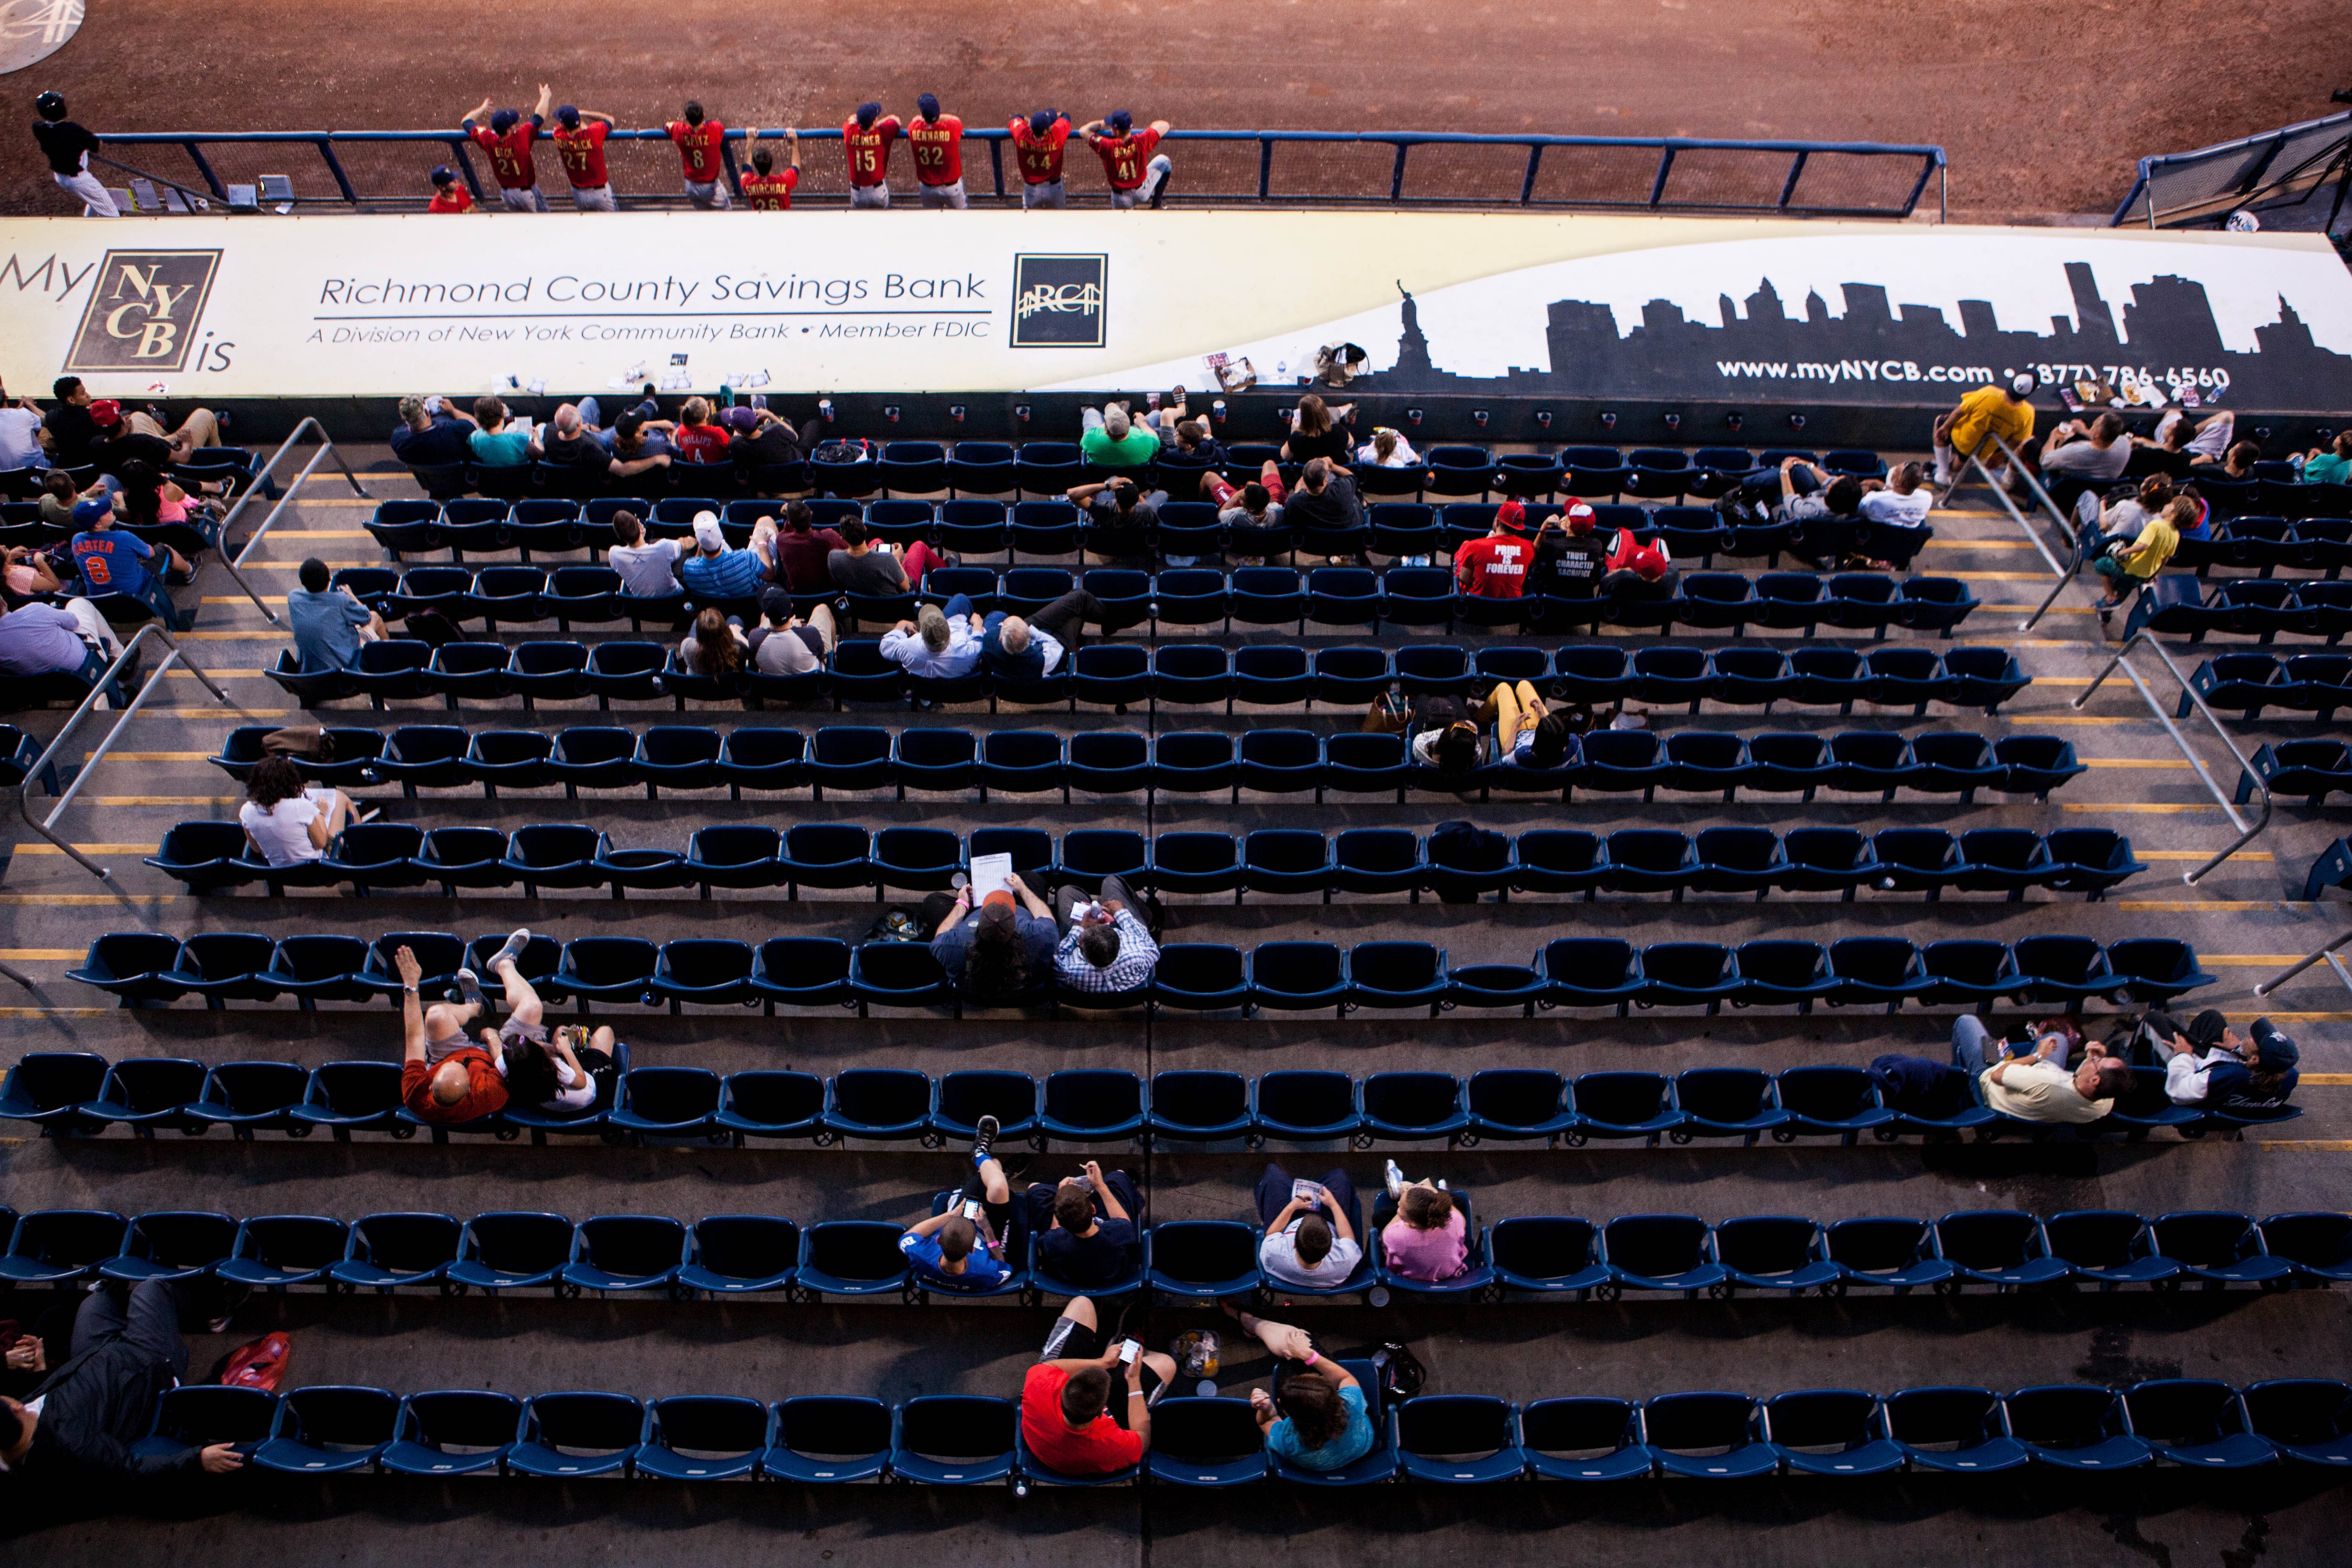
[671,397,731,465]
[426,166,477,214]
[667,101,732,209]
[551,103,617,211]
[1603,528,1677,598]
[459,85,552,212]
[1019,1296,1176,1478]
[391,937,534,1127]
[1010,108,1072,209]
[738,128,800,211]
[907,94,967,209]
[1080,110,1173,209]
[1454,516,1533,598]
[843,101,902,209]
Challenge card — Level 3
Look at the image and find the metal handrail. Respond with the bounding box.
[2254,931,2352,999]
[1983,430,2094,634]
[212,417,369,625]
[2071,629,2272,885]
[92,126,1947,218]
[13,625,230,882]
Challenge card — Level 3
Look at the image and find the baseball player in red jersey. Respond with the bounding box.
[459,85,552,211]
[1010,108,1071,209]
[739,129,801,211]
[551,104,617,211]
[843,101,902,209]
[906,94,967,209]
[426,166,478,214]
[1080,110,1173,209]
[667,101,731,209]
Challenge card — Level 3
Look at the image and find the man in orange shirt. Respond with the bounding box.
[667,100,730,210]
[426,166,477,214]
[395,930,536,1125]
[1080,110,1172,209]
[843,101,901,209]
[1010,108,1071,209]
[739,128,800,211]
[908,94,967,209]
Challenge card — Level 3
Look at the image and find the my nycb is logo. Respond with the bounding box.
[67,250,221,373]
[1011,254,1106,348]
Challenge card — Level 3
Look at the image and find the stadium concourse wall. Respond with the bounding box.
[2,211,2349,449]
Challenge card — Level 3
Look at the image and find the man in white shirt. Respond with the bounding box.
[1858,461,1934,526]
[1952,1016,2124,1124]
[0,390,49,471]
[879,596,980,679]
[606,510,684,597]
[1255,1165,1363,1289]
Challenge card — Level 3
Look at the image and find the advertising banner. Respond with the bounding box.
[2,211,2347,409]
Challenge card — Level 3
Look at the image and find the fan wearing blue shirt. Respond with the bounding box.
[69,494,191,629]
[898,1114,1018,1292]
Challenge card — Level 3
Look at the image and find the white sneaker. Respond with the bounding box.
[1383,1159,1404,1201]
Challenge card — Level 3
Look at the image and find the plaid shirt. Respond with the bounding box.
[1055,910,1158,993]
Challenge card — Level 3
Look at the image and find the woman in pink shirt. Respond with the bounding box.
[1380,1181,1468,1282]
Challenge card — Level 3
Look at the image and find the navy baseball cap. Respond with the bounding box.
[1029,110,1055,137]
[490,108,518,134]
[430,165,458,186]
[72,497,111,526]
[2251,1020,2300,1073]
[856,101,880,128]
[557,104,579,127]
[1108,110,1132,134]
[917,93,940,121]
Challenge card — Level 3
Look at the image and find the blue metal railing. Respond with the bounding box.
[88,126,1946,219]
[2109,109,2352,230]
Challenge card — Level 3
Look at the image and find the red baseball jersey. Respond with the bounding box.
[469,120,539,190]
[842,116,901,187]
[1091,126,1161,190]
[674,423,732,464]
[668,119,727,182]
[1010,116,1070,183]
[908,114,965,185]
[741,166,799,211]
[1455,534,1532,598]
[427,185,477,214]
[553,121,611,187]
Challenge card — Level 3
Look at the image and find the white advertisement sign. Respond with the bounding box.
[1,211,2347,408]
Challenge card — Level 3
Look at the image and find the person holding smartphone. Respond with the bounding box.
[1221,1303,1377,1472]
[897,1117,1017,1293]
[1022,1294,1178,1475]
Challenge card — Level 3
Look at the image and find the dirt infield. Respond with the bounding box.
[5,0,2350,219]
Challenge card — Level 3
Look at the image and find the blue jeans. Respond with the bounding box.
[578,395,659,432]
[942,592,974,622]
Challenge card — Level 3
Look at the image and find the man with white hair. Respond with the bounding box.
[977,588,1106,681]
[676,510,777,603]
[880,592,981,679]
[396,934,537,1126]
[1079,402,1159,472]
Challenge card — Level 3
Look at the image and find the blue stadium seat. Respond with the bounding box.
[80,1056,207,1136]
[1358,1071,1468,1145]
[253,1385,400,1475]
[188,1061,311,1139]
[1714,1217,1839,1296]
[1395,1395,1524,1483]
[1345,941,1450,1014]
[1772,1066,1896,1144]
[930,1069,1041,1146]
[1039,1069,1147,1144]
[1461,1068,1572,1145]
[795,1220,913,1301]
[290,1061,405,1140]
[0,1050,110,1127]
[329,1212,463,1293]
[380,1389,521,1477]
[1670,1068,1788,1145]
[1825,1218,1954,1294]
[1932,1210,2071,1290]
[1147,1070,1252,1143]
[608,1066,724,1139]
[100,1210,237,1284]
[1518,1396,1650,1479]
[820,1068,932,1145]
[1566,1073,1683,1148]
[1762,1389,1902,1476]
[217,1214,351,1289]
[508,1391,645,1478]
[1488,1217,1609,1300]
[1883,1386,2025,1472]
[1640,1392,1776,1478]
[2001,1386,2151,1470]
[1149,944,1250,1013]
[1145,1398,1269,1488]
[2149,1211,2293,1289]
[845,946,948,1015]
[1252,1069,1362,1143]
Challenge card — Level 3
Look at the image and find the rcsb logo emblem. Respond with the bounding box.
[1010,255,1106,348]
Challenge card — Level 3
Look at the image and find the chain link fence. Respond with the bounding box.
[2110,109,2351,230]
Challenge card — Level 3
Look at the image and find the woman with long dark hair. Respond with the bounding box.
[926,870,1057,1001]
[237,754,374,867]
[502,1024,620,1114]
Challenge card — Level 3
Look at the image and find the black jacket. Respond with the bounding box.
[15,1338,199,1488]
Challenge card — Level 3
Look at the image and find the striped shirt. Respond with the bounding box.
[1054,910,1159,993]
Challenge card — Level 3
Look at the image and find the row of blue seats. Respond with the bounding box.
[58,930,2210,1019]
[268,638,2027,717]
[2125,575,2352,647]
[2165,515,2352,579]
[394,442,1890,512]
[144,820,2139,905]
[3,1203,2337,1307]
[327,561,1965,648]
[361,494,1932,575]
[2240,742,2352,808]
[206,722,2070,812]
[110,1373,2352,1488]
[2186,652,2352,721]
[0,1051,2286,1163]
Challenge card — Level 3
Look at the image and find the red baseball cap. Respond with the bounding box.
[88,398,121,427]
[1629,541,1668,581]
[1565,502,1596,534]
[1495,498,1527,534]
